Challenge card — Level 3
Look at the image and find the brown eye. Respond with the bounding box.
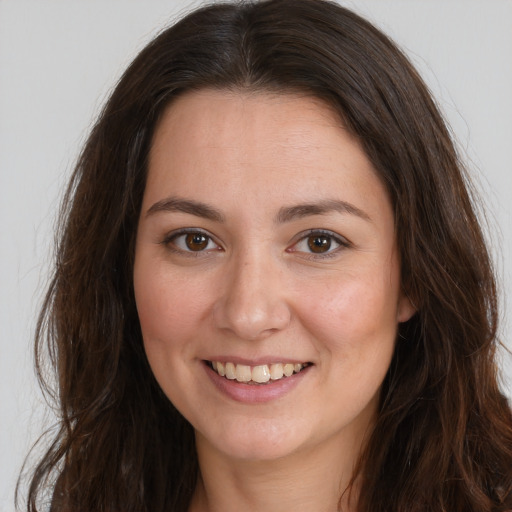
[166,230,219,254]
[288,230,347,258]
[185,233,209,251]
[307,235,332,253]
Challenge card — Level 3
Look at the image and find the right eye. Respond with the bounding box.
[164,230,221,254]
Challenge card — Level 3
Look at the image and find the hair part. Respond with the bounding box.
[21,1,512,511]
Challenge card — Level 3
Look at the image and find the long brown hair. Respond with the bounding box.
[21,1,512,511]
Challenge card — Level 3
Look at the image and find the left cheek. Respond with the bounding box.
[302,278,399,351]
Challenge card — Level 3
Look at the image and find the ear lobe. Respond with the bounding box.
[397,293,416,323]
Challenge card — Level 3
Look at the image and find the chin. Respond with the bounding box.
[196,417,311,463]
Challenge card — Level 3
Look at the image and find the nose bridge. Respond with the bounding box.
[214,244,290,340]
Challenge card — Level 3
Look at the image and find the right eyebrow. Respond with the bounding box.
[145,196,225,222]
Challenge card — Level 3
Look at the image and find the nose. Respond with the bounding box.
[213,249,291,341]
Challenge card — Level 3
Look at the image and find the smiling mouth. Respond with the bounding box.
[207,361,311,384]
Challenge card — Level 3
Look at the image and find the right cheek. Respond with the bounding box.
[133,275,171,340]
[134,257,177,326]
[137,294,184,342]
[134,253,222,337]
[135,278,206,348]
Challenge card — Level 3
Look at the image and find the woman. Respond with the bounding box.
[23,0,512,511]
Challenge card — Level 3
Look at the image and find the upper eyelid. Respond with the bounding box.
[290,228,351,247]
[161,227,350,251]
[162,228,222,249]
[163,227,214,240]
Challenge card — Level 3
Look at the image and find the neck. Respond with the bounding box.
[188,433,362,512]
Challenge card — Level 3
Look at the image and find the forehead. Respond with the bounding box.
[144,89,390,221]
[150,89,346,154]
[150,90,360,174]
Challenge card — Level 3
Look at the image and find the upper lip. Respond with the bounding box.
[203,356,312,366]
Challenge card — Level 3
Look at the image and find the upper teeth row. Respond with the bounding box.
[211,361,306,384]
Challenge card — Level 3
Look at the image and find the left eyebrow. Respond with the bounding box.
[275,199,371,224]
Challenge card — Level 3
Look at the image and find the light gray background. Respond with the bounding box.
[1,1,511,510]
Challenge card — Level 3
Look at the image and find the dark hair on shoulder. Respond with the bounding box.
[21,1,512,511]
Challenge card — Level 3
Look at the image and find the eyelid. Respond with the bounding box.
[287,229,351,258]
[161,228,223,255]
[160,227,349,258]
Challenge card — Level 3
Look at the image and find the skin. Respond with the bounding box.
[133,89,415,511]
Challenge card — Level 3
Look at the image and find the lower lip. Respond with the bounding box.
[204,362,311,404]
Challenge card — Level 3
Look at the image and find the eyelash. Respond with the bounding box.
[161,228,350,258]
[288,229,350,259]
[161,229,222,256]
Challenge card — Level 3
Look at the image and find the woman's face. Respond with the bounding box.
[134,90,414,464]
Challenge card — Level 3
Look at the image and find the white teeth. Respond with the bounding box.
[225,362,236,380]
[235,364,252,382]
[252,365,271,383]
[210,361,307,383]
[283,363,294,377]
[270,363,284,380]
[216,361,225,377]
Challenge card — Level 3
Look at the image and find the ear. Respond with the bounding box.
[397,292,416,323]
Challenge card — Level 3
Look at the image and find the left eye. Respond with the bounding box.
[290,231,347,255]
[166,231,220,253]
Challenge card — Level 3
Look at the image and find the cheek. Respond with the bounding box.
[133,264,209,403]
[299,269,401,353]
[134,262,207,347]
